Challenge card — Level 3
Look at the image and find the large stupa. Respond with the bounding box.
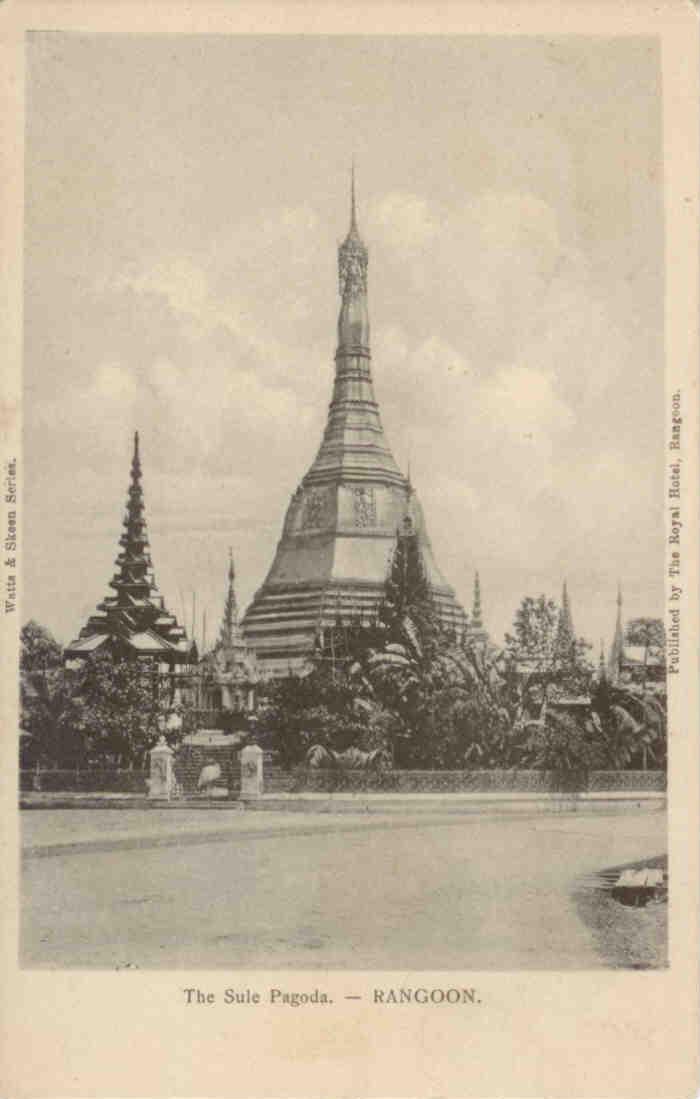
[242,177,466,676]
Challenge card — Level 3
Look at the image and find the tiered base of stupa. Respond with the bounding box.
[242,474,465,677]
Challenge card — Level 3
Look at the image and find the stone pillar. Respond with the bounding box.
[149,735,175,799]
[240,744,264,800]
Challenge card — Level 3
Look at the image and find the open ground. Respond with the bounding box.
[21,807,666,970]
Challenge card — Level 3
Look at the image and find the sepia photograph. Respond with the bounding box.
[2,4,698,1097]
[18,29,671,972]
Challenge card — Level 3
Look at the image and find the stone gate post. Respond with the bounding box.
[149,735,175,799]
[240,744,264,800]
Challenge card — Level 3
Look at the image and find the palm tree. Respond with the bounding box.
[591,677,666,770]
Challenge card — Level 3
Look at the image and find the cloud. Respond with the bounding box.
[368,192,438,255]
[26,184,662,650]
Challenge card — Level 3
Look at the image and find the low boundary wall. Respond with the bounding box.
[283,768,666,795]
[19,769,147,794]
[20,764,666,797]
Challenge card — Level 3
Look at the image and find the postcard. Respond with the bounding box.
[1,2,698,1096]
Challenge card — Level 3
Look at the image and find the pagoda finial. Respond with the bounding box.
[228,545,234,583]
[132,430,141,474]
[350,160,357,233]
[337,169,369,348]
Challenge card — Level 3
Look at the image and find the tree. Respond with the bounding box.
[376,518,442,665]
[505,594,592,698]
[591,676,666,771]
[20,620,63,674]
[21,666,86,768]
[411,641,523,769]
[624,617,666,690]
[260,654,396,769]
[75,651,187,767]
[520,708,607,776]
[505,595,559,665]
[20,621,84,768]
[625,617,665,649]
[261,524,449,769]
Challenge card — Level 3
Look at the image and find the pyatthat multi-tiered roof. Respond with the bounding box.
[65,432,193,664]
[242,178,466,676]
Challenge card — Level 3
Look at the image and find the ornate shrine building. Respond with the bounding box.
[65,431,195,676]
[242,179,466,675]
[606,585,665,691]
[196,550,258,728]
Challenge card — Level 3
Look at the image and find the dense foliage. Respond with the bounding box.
[261,531,666,774]
[20,622,194,768]
[21,562,667,776]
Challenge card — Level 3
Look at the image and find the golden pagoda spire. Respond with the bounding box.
[241,183,467,672]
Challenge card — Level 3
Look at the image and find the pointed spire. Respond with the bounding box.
[608,582,624,683]
[555,579,576,662]
[562,579,572,620]
[130,430,142,491]
[350,160,357,233]
[471,571,483,629]
[66,431,189,656]
[344,160,363,245]
[218,548,239,649]
[338,166,368,319]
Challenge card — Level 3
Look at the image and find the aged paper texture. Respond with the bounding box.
[1,2,698,1097]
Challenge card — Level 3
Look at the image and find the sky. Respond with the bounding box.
[23,32,664,655]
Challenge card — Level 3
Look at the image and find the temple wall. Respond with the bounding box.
[280,769,667,795]
[19,765,665,797]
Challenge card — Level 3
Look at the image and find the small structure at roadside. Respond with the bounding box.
[612,867,665,907]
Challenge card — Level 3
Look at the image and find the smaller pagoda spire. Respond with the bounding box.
[561,579,573,630]
[555,579,576,660]
[65,430,190,660]
[607,581,624,683]
[218,547,239,649]
[471,571,483,629]
[598,638,606,677]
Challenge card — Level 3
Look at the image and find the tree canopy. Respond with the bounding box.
[19,621,194,769]
[20,620,63,674]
